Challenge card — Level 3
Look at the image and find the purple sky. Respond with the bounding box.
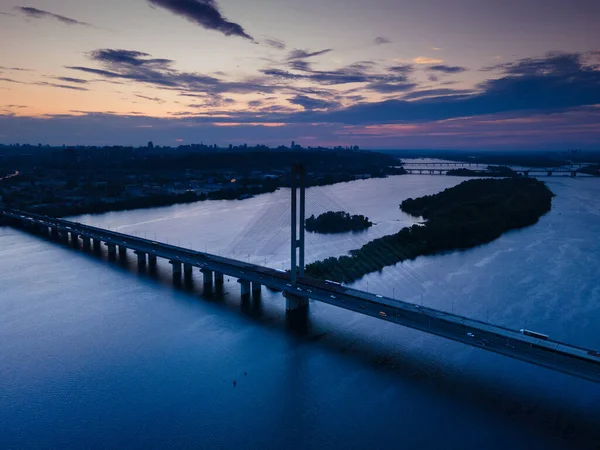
[0,0,599,149]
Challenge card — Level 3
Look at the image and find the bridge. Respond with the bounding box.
[401,162,580,177]
[2,164,600,384]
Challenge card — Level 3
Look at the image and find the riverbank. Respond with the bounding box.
[0,149,405,217]
[305,178,554,282]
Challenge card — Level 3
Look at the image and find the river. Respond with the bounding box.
[1,174,600,449]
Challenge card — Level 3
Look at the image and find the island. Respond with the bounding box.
[305,177,554,283]
[305,211,373,234]
[446,165,520,177]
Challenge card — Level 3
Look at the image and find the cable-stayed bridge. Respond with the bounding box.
[2,164,600,383]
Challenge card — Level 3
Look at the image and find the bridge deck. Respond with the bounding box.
[3,208,600,383]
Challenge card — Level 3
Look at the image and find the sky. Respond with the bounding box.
[0,0,599,149]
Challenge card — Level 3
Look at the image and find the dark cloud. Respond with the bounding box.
[89,49,174,67]
[374,37,391,45]
[134,94,165,103]
[485,52,597,76]
[34,82,89,91]
[68,48,276,95]
[15,7,92,27]
[287,48,332,60]
[288,60,312,72]
[0,66,31,72]
[262,62,413,87]
[427,65,468,74]
[54,77,89,84]
[147,0,253,40]
[248,100,263,107]
[265,38,286,50]
[304,52,600,124]
[388,65,414,74]
[288,95,339,110]
[0,77,24,84]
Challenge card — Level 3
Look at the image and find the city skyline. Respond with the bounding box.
[1,0,599,149]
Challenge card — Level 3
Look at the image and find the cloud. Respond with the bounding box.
[303,52,600,124]
[262,62,414,88]
[147,0,253,40]
[0,66,31,72]
[432,47,443,51]
[413,57,444,64]
[134,94,165,103]
[374,37,391,45]
[366,81,417,93]
[89,49,174,67]
[388,65,414,74]
[4,107,600,150]
[54,77,89,84]
[0,77,25,84]
[427,64,468,74]
[15,6,92,27]
[265,38,286,50]
[34,82,89,91]
[287,48,333,60]
[288,95,339,110]
[288,60,312,72]
[67,48,276,95]
[402,88,474,100]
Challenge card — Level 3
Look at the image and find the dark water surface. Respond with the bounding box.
[2,175,600,449]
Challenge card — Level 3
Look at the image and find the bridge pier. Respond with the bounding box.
[547,171,553,176]
[92,238,102,253]
[70,232,79,247]
[50,227,60,240]
[170,260,182,278]
[147,254,157,270]
[571,171,577,177]
[135,251,146,268]
[201,269,213,289]
[82,236,91,251]
[252,281,261,296]
[214,271,224,286]
[59,231,69,245]
[285,292,308,312]
[183,263,193,281]
[118,245,127,258]
[238,279,251,299]
[105,242,117,259]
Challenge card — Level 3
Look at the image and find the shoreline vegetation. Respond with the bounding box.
[446,165,520,177]
[305,211,373,234]
[305,178,554,283]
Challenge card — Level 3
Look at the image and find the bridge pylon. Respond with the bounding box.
[287,163,308,312]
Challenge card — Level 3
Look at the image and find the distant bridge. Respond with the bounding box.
[400,162,580,177]
[403,168,579,177]
[2,164,600,383]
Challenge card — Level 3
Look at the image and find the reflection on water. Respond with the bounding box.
[1,175,600,449]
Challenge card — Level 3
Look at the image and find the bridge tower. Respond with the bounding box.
[290,163,306,283]
[287,163,308,312]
